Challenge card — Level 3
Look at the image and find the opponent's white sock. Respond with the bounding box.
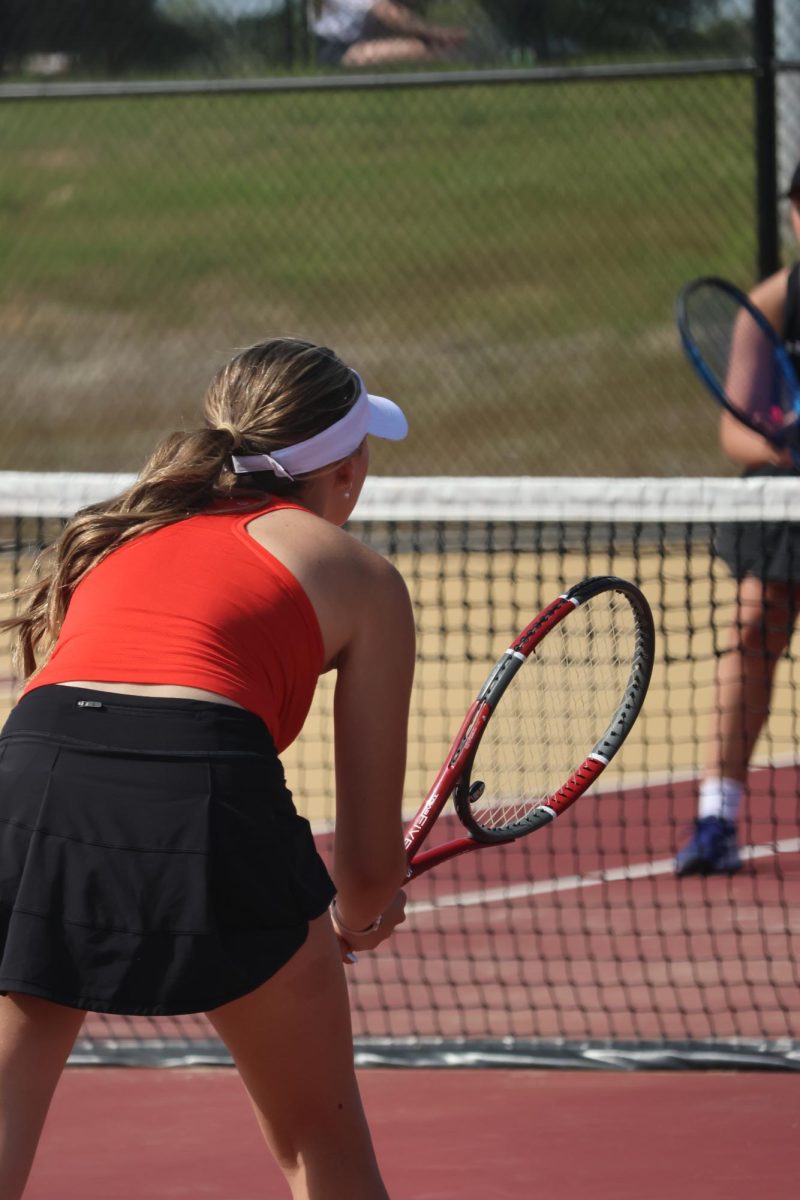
[698,777,744,824]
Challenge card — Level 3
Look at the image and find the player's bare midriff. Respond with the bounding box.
[54,681,246,709]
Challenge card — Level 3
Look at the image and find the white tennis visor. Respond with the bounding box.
[230,373,408,480]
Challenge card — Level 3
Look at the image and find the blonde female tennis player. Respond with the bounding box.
[0,338,413,1200]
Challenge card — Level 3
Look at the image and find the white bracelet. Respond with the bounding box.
[329,898,383,936]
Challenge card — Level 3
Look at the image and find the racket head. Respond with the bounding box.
[676,275,800,450]
[452,577,655,844]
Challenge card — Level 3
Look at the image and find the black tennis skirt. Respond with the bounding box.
[0,686,335,1016]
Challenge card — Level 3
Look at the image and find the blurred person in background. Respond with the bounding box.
[312,0,467,67]
[676,162,800,876]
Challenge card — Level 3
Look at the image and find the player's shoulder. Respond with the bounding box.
[750,267,792,325]
[337,523,409,593]
[248,503,406,591]
[321,522,411,615]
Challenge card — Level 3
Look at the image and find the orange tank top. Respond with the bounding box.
[24,499,324,753]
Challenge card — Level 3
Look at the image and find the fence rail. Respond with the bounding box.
[0,59,764,102]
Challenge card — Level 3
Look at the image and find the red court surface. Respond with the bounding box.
[25,1066,799,1199]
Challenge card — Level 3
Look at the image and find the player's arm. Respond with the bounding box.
[719,409,794,466]
[721,269,795,468]
[331,552,415,934]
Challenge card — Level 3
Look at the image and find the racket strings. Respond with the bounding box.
[685,284,795,436]
[467,592,635,832]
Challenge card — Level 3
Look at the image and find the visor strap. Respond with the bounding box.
[230,453,295,480]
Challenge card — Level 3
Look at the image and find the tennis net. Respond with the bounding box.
[1,472,799,1069]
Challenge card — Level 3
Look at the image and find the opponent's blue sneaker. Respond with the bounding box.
[675,816,742,877]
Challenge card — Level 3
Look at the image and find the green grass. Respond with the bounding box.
[0,74,761,474]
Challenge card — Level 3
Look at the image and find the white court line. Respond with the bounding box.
[406,837,800,916]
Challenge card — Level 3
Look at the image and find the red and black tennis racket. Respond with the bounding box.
[676,275,800,463]
[404,576,655,879]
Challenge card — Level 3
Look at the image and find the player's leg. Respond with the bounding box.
[342,37,436,65]
[678,576,800,875]
[704,577,800,780]
[0,993,86,1200]
[206,912,388,1200]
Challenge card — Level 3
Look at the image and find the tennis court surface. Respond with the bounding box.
[23,1067,798,1199]
[2,472,799,1196]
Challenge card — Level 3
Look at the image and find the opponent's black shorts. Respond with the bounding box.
[0,686,335,1015]
[315,36,352,66]
[716,467,800,582]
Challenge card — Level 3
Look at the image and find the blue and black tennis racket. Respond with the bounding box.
[676,276,800,464]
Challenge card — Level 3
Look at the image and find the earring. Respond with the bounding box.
[344,489,351,499]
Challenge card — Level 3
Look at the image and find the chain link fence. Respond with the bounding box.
[1,1,799,475]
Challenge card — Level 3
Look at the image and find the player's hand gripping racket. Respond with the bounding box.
[676,275,800,462]
[405,576,655,879]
